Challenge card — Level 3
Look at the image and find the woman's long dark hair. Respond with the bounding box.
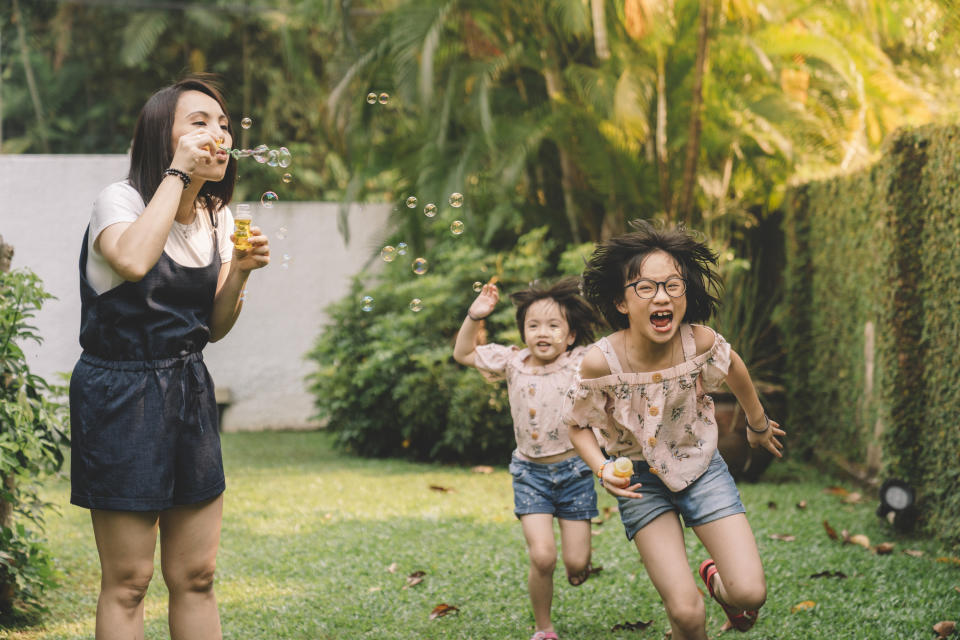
[128,74,237,214]
[582,220,722,330]
[509,277,602,349]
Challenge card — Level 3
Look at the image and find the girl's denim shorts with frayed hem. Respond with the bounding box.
[509,452,599,521]
[616,450,745,541]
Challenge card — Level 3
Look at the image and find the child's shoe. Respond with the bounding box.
[698,559,758,631]
[530,632,559,640]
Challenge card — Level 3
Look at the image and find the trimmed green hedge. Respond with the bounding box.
[783,124,960,549]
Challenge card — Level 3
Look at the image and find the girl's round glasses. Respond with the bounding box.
[624,277,686,299]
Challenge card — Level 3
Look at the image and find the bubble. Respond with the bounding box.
[450,220,464,235]
[412,258,428,275]
[361,295,374,312]
[241,117,253,129]
[405,196,418,208]
[281,262,289,270]
[236,149,253,158]
[277,147,292,168]
[424,203,437,218]
[260,191,279,208]
[230,149,241,159]
[366,92,377,104]
[252,144,270,163]
[277,226,287,240]
[449,192,464,208]
[381,245,397,262]
[473,281,483,293]
[282,173,293,183]
[409,298,423,312]
[396,242,408,255]
[267,149,280,167]
[378,92,389,104]
[282,253,291,261]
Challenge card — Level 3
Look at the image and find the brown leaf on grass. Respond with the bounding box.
[847,533,871,549]
[954,586,960,595]
[842,491,863,504]
[610,620,653,631]
[823,486,850,497]
[767,501,778,509]
[790,600,817,613]
[823,520,839,541]
[429,485,455,493]
[429,603,460,620]
[903,549,925,558]
[471,465,494,474]
[403,570,426,589]
[589,564,604,577]
[368,586,382,593]
[386,562,399,573]
[769,533,796,542]
[933,621,956,638]
[796,500,808,509]
[936,556,960,566]
[810,570,847,579]
[874,542,895,555]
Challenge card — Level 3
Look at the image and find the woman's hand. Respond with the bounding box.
[170,128,219,175]
[746,415,785,457]
[231,225,270,272]
[601,466,643,499]
[468,283,499,320]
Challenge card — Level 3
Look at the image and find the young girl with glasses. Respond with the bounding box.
[454,278,601,640]
[564,220,785,638]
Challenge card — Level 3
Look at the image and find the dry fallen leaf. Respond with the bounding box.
[767,501,778,509]
[403,570,426,589]
[810,570,847,579]
[903,549,925,558]
[796,500,808,510]
[429,485,455,493]
[842,491,863,504]
[823,519,839,541]
[429,603,460,620]
[386,562,398,573]
[824,486,850,497]
[610,620,653,631]
[848,534,871,549]
[874,542,895,555]
[471,465,494,474]
[954,586,960,595]
[368,586,382,593]
[769,534,796,542]
[936,557,960,566]
[791,600,817,613]
[933,620,956,638]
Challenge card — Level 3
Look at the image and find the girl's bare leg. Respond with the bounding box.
[91,510,160,640]
[633,512,707,640]
[557,518,591,584]
[693,513,767,612]
[519,513,558,633]
[160,495,224,640]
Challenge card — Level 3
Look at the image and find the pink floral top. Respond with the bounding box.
[474,344,587,459]
[563,324,731,492]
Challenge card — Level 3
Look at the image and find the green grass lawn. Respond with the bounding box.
[3,431,959,639]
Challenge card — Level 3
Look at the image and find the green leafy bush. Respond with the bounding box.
[307,226,595,464]
[0,269,70,617]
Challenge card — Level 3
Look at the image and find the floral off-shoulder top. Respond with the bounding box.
[563,324,731,492]
[474,344,587,459]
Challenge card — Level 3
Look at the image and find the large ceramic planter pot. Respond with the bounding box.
[713,385,785,482]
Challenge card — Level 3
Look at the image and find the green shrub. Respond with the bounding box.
[0,269,70,617]
[307,226,595,464]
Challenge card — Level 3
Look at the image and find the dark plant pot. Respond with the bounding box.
[713,387,785,482]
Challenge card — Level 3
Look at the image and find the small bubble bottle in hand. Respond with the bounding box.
[234,203,252,251]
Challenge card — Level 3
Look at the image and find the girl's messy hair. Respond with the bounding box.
[509,277,601,349]
[581,219,722,330]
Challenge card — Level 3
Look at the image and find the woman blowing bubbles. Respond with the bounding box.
[69,75,269,639]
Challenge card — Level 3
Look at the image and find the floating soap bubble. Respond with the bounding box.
[361,295,374,312]
[409,298,423,312]
[381,245,397,262]
[260,191,278,208]
[450,220,464,236]
[230,149,241,159]
[241,117,253,129]
[449,192,464,208]
[281,262,289,270]
[277,147,292,168]
[252,144,270,163]
[366,92,377,104]
[405,196,418,208]
[266,149,280,167]
[412,258,428,275]
[424,203,437,218]
[282,173,293,183]
[277,226,287,240]
[237,148,253,158]
[378,92,389,104]
[396,242,408,255]
[473,281,483,293]
[282,253,291,261]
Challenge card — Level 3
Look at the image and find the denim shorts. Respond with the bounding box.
[616,450,745,541]
[508,452,599,521]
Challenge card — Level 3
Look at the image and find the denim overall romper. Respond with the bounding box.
[69,213,226,511]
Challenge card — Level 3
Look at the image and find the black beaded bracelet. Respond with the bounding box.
[163,168,191,189]
[467,311,490,322]
[746,414,770,434]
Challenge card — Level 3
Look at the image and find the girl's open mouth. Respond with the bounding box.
[650,310,673,332]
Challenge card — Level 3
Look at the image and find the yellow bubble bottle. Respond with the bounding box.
[233,203,252,251]
[613,457,633,478]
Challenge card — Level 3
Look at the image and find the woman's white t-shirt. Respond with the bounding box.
[86,181,234,294]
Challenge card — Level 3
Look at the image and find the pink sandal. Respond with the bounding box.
[698,559,758,631]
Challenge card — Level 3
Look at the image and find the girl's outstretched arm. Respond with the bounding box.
[725,349,786,458]
[453,283,499,367]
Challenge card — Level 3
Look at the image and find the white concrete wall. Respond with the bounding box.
[0,155,388,431]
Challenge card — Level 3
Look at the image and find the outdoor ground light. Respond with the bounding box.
[876,478,918,531]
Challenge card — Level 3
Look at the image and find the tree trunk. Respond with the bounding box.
[0,236,13,612]
[543,65,582,244]
[677,0,711,227]
[13,0,50,153]
[591,0,610,60]
[655,50,671,219]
